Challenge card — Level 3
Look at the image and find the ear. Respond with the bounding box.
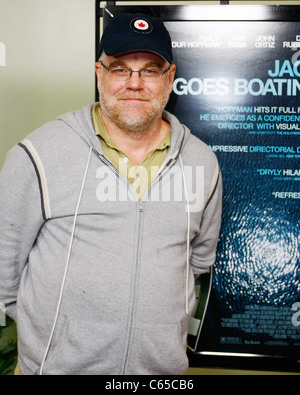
[168,64,176,94]
[95,61,103,92]
[95,62,102,82]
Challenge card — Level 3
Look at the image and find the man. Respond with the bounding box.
[0,13,222,375]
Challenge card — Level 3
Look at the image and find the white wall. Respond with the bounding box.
[0,0,95,168]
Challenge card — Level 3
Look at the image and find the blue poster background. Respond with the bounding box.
[165,20,300,362]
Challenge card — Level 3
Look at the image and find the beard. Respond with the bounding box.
[98,86,170,137]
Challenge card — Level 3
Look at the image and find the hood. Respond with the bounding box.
[56,103,191,161]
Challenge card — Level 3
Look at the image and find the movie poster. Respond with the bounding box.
[165,19,300,363]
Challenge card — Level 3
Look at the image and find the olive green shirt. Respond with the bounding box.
[92,103,171,200]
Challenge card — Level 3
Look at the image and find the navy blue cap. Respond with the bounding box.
[99,13,173,64]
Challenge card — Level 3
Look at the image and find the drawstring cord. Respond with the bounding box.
[39,147,93,375]
[179,155,190,315]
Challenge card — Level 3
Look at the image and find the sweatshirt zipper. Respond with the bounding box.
[121,200,144,374]
[120,159,177,373]
[98,152,144,374]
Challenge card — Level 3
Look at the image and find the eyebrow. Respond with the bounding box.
[107,60,166,69]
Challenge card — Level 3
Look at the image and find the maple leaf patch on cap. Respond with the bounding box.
[130,17,153,34]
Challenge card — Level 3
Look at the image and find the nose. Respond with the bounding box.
[126,71,144,90]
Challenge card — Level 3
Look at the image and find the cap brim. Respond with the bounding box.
[103,40,173,64]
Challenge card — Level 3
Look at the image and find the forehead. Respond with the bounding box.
[102,50,167,67]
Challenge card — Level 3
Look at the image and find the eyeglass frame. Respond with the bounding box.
[99,60,171,82]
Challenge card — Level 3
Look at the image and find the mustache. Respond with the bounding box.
[116,94,151,101]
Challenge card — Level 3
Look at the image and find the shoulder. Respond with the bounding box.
[183,133,218,167]
[22,118,74,148]
[18,107,94,161]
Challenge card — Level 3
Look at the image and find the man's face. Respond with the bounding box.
[95,51,176,135]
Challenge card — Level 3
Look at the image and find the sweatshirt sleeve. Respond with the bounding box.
[0,144,46,321]
[190,164,223,277]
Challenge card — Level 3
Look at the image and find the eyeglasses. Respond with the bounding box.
[100,60,171,82]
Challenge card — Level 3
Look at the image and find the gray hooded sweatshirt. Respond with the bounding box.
[0,104,222,375]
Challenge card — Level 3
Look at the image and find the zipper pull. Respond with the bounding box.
[139,201,144,212]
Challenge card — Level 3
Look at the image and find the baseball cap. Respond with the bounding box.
[99,13,173,64]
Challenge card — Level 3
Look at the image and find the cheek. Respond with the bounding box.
[99,78,125,96]
[109,82,125,95]
[144,84,167,98]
